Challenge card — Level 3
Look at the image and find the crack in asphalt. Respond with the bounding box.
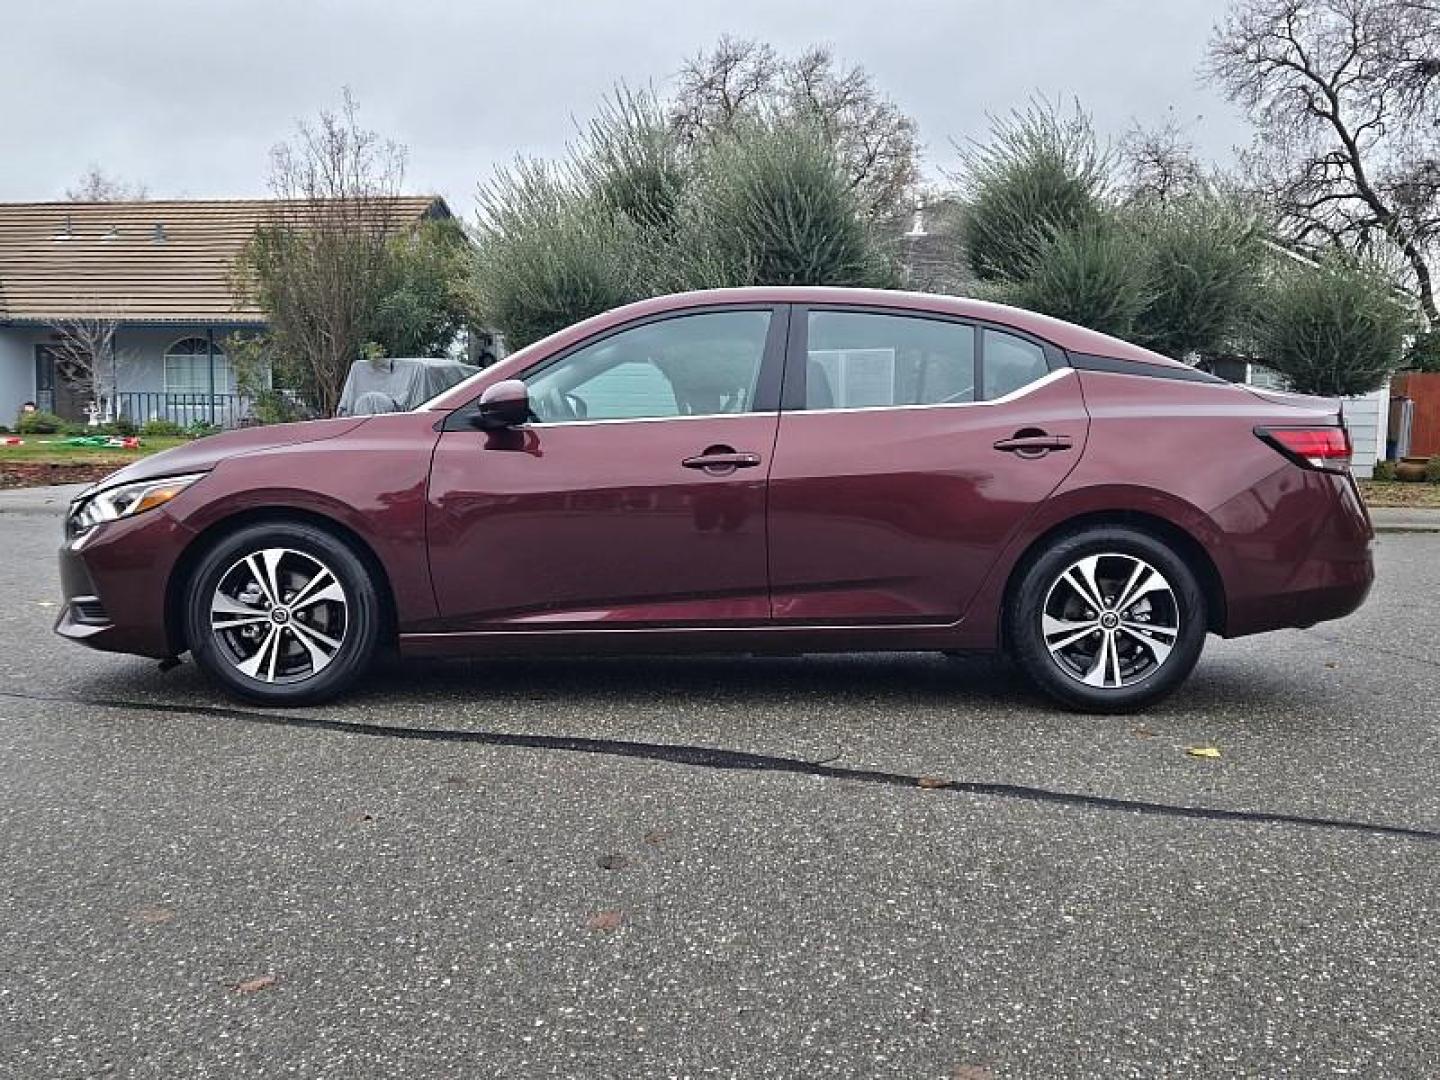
[4,687,1438,845]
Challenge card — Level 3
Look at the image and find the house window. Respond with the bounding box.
[164,337,231,395]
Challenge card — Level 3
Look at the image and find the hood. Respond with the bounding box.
[86,416,370,492]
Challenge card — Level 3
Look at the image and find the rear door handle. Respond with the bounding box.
[682,448,762,474]
[993,432,1074,457]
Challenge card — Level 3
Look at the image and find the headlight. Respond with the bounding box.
[68,473,206,539]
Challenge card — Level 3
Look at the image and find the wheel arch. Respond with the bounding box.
[164,506,399,656]
[999,509,1227,646]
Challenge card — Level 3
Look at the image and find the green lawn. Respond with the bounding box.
[0,436,190,464]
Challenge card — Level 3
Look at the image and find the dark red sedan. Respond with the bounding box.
[56,287,1374,711]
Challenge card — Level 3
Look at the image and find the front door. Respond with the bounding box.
[767,307,1089,624]
[34,346,84,421]
[427,307,786,629]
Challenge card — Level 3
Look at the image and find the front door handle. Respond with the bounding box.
[993,431,1074,458]
[682,446,762,474]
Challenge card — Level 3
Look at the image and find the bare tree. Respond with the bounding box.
[1208,0,1440,326]
[46,315,121,423]
[669,37,920,220]
[670,38,779,133]
[233,89,408,414]
[1117,116,1208,206]
[65,165,149,202]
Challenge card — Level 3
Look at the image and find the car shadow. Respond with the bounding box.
[362,650,1033,708]
[58,646,1316,724]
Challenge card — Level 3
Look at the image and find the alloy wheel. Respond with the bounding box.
[209,547,349,684]
[1040,553,1181,689]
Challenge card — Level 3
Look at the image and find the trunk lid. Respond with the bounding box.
[1241,385,1341,423]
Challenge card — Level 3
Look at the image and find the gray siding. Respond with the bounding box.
[0,329,35,424]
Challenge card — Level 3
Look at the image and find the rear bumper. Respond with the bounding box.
[1215,468,1375,638]
[54,509,195,659]
[1224,559,1374,636]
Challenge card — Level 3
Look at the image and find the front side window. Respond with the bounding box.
[806,311,976,410]
[164,337,231,395]
[525,310,772,423]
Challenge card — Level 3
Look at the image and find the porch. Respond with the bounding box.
[5,322,266,430]
[111,391,256,430]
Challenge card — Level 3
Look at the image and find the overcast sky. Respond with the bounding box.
[0,0,1250,215]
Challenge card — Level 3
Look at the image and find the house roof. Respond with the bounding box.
[0,196,448,325]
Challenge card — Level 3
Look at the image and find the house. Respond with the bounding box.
[0,196,450,428]
[897,196,972,296]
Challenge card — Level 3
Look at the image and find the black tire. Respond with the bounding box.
[184,521,383,705]
[1008,526,1207,713]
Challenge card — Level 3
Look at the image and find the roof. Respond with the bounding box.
[0,196,448,325]
[428,285,1190,411]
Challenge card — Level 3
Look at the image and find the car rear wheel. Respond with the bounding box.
[1009,526,1207,713]
[184,522,381,705]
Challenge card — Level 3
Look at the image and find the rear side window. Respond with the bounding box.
[805,311,976,410]
[983,329,1050,399]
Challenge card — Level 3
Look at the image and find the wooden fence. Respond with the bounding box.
[1393,372,1440,457]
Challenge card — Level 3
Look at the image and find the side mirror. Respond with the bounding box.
[476,379,530,430]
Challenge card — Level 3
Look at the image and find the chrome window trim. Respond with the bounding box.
[780,366,1074,417]
[512,367,1074,428]
[518,409,781,430]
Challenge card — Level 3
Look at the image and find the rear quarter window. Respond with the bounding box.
[983,330,1050,399]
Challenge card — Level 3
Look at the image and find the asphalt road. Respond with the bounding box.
[1,496,1438,1078]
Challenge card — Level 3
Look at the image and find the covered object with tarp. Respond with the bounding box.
[336,357,479,416]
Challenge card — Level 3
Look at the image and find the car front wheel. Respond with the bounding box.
[1009,526,1208,713]
[184,522,382,705]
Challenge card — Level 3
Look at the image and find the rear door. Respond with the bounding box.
[766,306,1089,624]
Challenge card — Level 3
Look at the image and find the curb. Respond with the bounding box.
[0,484,87,517]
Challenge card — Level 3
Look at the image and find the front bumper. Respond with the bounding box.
[55,507,197,659]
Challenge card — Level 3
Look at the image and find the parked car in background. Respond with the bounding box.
[336,356,479,417]
[55,287,1373,711]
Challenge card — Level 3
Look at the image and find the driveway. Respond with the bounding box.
[1,491,1437,1077]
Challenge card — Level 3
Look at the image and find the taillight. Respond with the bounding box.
[1256,426,1352,472]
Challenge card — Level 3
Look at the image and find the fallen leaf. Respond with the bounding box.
[1133,726,1157,738]
[596,853,629,871]
[345,812,375,824]
[586,910,624,931]
[951,1067,994,1080]
[642,829,668,846]
[917,776,949,789]
[1324,661,1339,669]
[233,974,278,994]
[133,905,174,925]
[1186,746,1222,759]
